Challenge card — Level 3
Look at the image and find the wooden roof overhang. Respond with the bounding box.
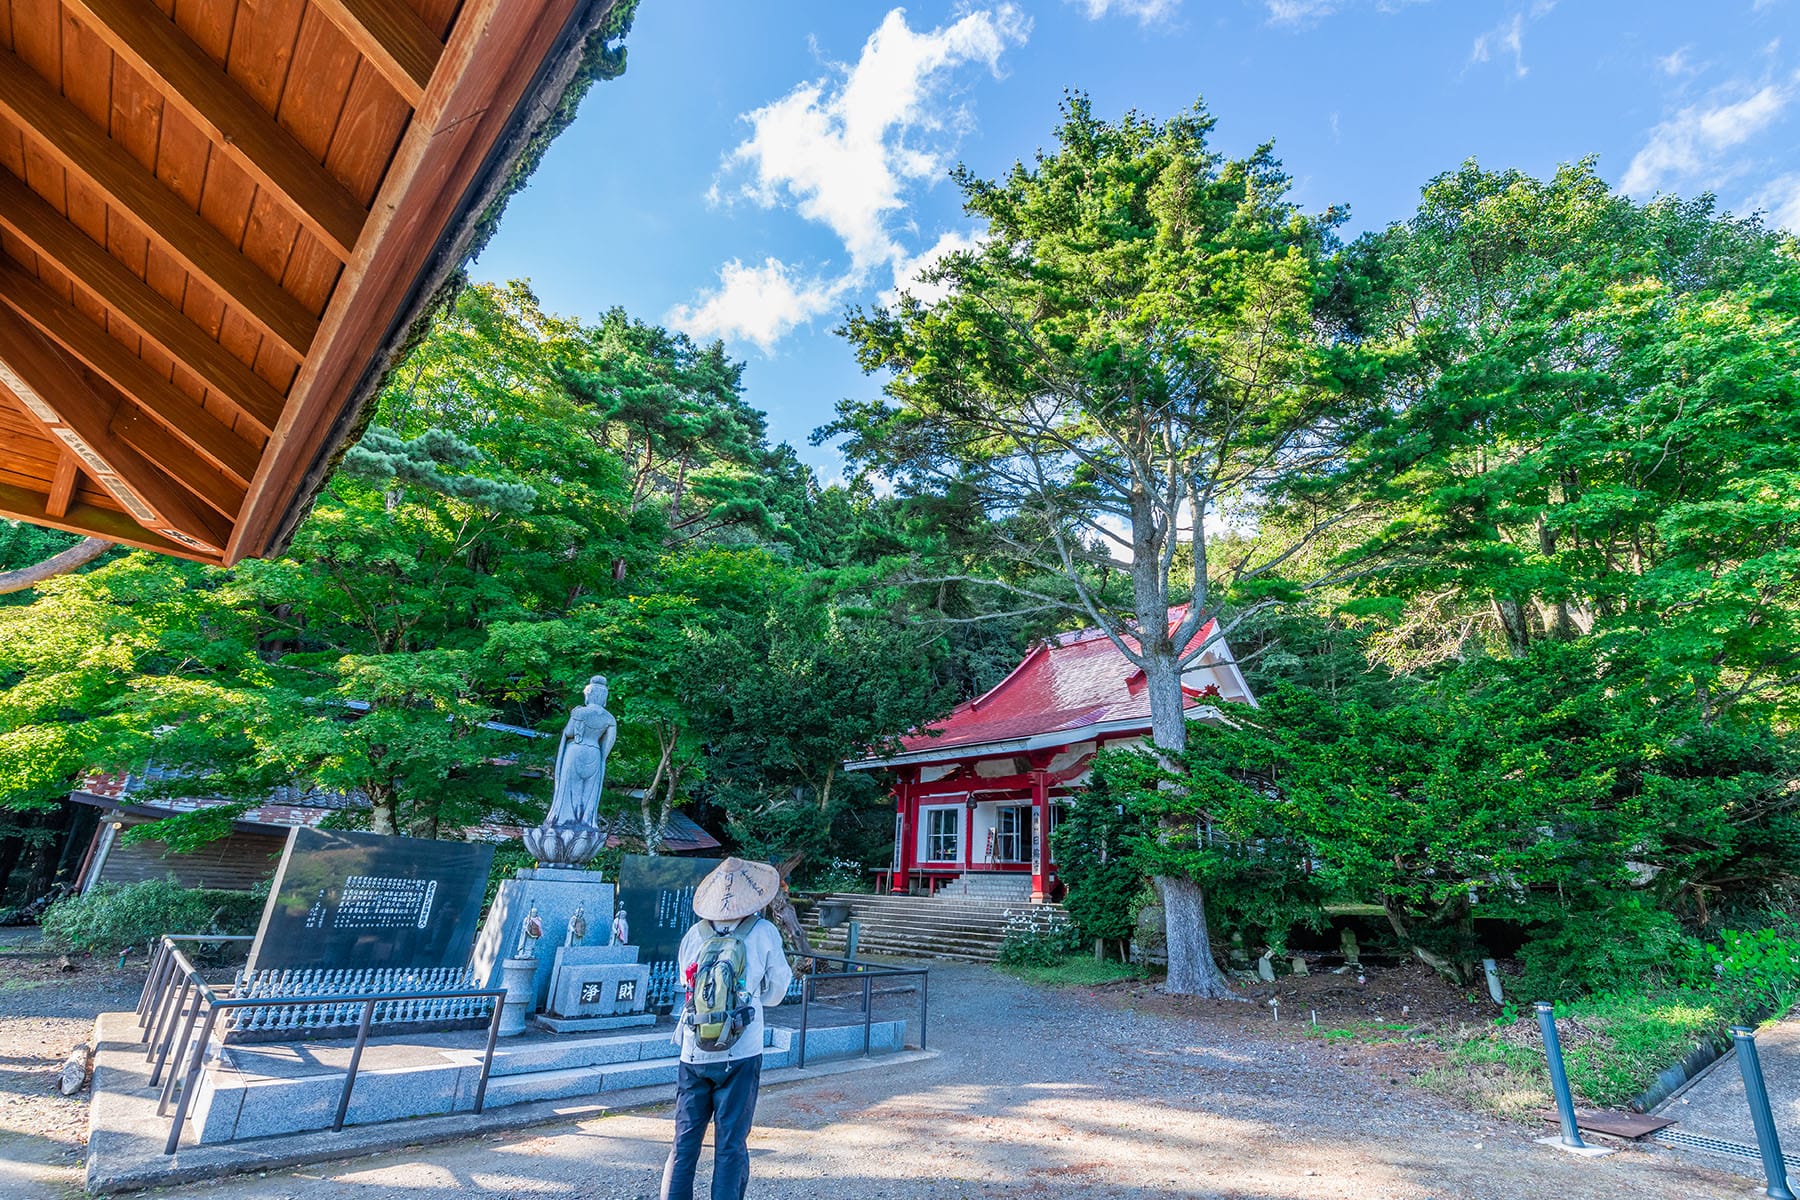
[0,0,624,563]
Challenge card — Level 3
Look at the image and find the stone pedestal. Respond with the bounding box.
[498,958,537,1037]
[473,866,616,1014]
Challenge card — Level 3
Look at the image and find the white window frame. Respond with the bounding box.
[924,807,961,863]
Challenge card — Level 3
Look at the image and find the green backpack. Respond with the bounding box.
[685,915,759,1052]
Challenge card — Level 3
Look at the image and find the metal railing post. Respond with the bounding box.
[918,969,928,1052]
[157,987,204,1112]
[333,1001,377,1132]
[136,938,168,1022]
[473,994,503,1114]
[162,1005,219,1154]
[796,975,811,1070]
[862,974,873,1056]
[149,979,192,1084]
[1535,1001,1586,1149]
[139,946,176,1039]
[1732,1026,1797,1200]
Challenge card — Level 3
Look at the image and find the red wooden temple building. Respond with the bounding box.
[846,608,1257,903]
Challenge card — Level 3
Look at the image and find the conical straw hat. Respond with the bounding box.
[692,857,782,922]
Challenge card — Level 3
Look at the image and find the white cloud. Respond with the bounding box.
[722,6,1027,275]
[673,7,1029,351]
[1264,0,1337,25]
[1471,13,1528,77]
[1622,82,1794,195]
[1657,47,1693,76]
[1749,172,1800,230]
[881,230,984,307]
[1074,0,1179,22]
[666,258,849,353]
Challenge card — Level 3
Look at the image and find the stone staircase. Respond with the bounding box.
[803,890,1066,963]
[934,872,1033,902]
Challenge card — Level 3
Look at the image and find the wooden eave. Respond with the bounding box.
[0,0,622,564]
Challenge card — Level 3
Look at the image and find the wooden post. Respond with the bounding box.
[1030,770,1049,902]
[890,781,911,895]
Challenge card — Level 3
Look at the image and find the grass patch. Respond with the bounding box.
[1000,955,1149,987]
[1306,1020,1415,1044]
[1426,990,1735,1116]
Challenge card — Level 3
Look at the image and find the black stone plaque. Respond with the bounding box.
[616,978,636,1003]
[617,853,721,1008]
[580,981,602,1005]
[247,828,494,972]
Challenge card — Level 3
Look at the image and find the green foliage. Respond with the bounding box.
[1515,897,1708,1003]
[1051,772,1149,944]
[996,907,1085,967]
[806,857,871,894]
[40,878,265,952]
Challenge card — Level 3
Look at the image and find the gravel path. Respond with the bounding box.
[142,961,1745,1200]
[0,936,142,1200]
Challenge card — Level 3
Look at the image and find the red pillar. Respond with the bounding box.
[1029,770,1049,902]
[891,781,913,894]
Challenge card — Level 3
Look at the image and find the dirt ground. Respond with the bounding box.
[0,947,1756,1200]
[0,935,143,1200]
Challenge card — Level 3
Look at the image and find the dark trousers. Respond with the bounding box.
[660,1056,762,1200]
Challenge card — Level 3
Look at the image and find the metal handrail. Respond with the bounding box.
[140,935,505,1155]
[793,953,928,1069]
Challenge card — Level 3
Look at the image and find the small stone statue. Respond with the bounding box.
[525,675,618,866]
[565,903,587,947]
[514,903,544,959]
[611,908,630,947]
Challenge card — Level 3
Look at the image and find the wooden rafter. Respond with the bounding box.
[0,262,261,486]
[0,170,286,433]
[0,47,321,360]
[60,0,370,260]
[312,0,445,108]
[45,454,78,519]
[0,307,231,554]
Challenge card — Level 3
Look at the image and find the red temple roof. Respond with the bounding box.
[860,606,1254,768]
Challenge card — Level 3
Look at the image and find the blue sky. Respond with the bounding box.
[473,0,1800,480]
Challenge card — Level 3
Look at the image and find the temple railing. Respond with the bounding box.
[793,952,928,1069]
[137,935,504,1154]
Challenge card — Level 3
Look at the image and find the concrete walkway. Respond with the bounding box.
[1656,1016,1800,1180]
[157,962,1747,1200]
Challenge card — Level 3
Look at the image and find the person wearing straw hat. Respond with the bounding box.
[662,856,793,1200]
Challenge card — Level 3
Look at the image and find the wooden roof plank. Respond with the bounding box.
[0,48,320,357]
[0,304,231,552]
[45,452,78,518]
[62,0,369,259]
[110,402,245,519]
[230,0,593,562]
[311,0,441,108]
[0,167,286,432]
[0,259,260,485]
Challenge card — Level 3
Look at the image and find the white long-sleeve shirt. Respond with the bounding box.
[674,916,793,1064]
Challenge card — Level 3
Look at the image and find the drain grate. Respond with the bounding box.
[1654,1128,1800,1171]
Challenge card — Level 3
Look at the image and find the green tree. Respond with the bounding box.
[829,94,1365,995]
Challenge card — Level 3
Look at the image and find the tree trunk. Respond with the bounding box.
[0,538,111,594]
[368,788,399,836]
[1157,875,1235,997]
[1137,607,1237,999]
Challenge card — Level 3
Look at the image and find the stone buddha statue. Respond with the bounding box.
[525,675,617,866]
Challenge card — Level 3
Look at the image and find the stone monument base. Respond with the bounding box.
[533,1012,658,1034]
[473,866,617,1013]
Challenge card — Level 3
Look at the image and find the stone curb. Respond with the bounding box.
[85,1046,938,1195]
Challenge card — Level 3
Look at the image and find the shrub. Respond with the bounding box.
[997,907,1084,967]
[40,878,265,953]
[1709,923,1800,1018]
[1514,896,1708,1003]
[809,857,870,894]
